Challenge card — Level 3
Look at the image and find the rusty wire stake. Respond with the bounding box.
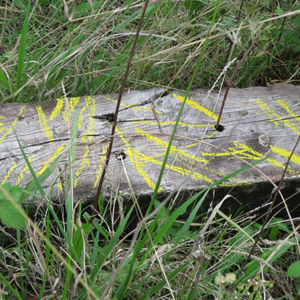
[92,0,150,215]
[215,37,258,132]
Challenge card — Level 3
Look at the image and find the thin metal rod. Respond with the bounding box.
[215,37,258,131]
[93,0,150,211]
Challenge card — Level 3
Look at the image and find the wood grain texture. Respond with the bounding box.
[1,85,300,211]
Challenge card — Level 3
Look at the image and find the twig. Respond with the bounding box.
[93,0,150,212]
[150,96,163,133]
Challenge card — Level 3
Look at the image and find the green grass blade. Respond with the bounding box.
[91,205,134,280]
[16,0,31,90]
[173,189,210,246]
[217,210,258,245]
[14,130,45,196]
[65,108,80,240]
[62,108,80,299]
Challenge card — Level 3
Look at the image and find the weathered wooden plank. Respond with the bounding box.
[1,85,300,211]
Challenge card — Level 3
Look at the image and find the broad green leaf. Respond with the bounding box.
[286,260,300,278]
[184,1,204,12]
[73,222,91,257]
[0,185,26,229]
[293,16,300,28]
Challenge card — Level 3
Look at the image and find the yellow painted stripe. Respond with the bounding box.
[74,146,90,188]
[232,141,294,171]
[121,127,215,187]
[94,145,109,188]
[2,162,17,184]
[49,98,64,120]
[135,129,247,184]
[255,98,279,125]
[116,127,160,191]
[135,128,208,164]
[15,157,32,185]
[0,126,7,133]
[277,99,300,126]
[80,97,95,142]
[69,96,96,187]
[255,98,300,134]
[0,106,26,145]
[36,144,65,177]
[173,93,218,121]
[63,97,80,125]
[36,106,54,142]
[271,145,300,166]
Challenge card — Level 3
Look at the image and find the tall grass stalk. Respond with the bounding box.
[16,0,31,91]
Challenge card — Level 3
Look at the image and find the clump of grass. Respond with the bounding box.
[1,1,300,103]
[1,174,298,299]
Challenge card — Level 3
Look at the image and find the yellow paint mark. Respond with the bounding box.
[0,122,4,126]
[74,146,91,188]
[158,139,251,185]
[15,157,32,185]
[36,144,65,177]
[36,106,54,142]
[80,97,95,142]
[49,98,64,121]
[0,116,6,119]
[256,98,300,134]
[205,130,219,139]
[173,93,218,121]
[232,141,293,171]
[0,106,26,145]
[63,97,80,125]
[134,128,242,184]
[270,145,300,166]
[94,145,108,188]
[116,128,160,191]
[201,151,235,157]
[277,99,300,126]
[64,96,96,188]
[0,126,7,133]
[118,127,247,186]
[103,95,119,105]
[254,99,279,126]
[118,128,215,189]
[201,144,251,158]
[135,128,208,164]
[2,162,17,184]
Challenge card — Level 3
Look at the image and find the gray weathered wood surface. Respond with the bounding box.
[1,85,300,210]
